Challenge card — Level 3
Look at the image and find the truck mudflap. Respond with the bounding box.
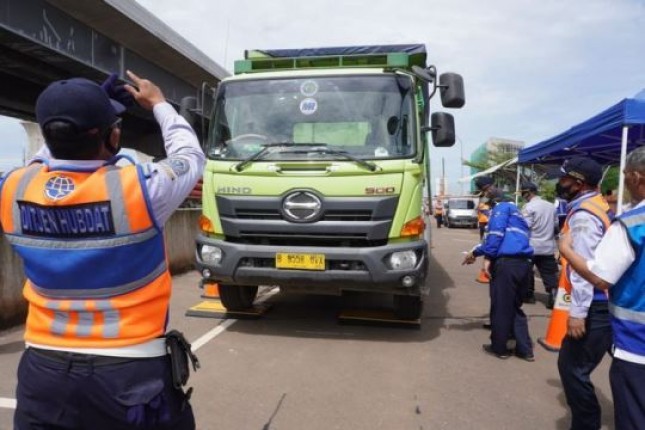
[196,234,429,296]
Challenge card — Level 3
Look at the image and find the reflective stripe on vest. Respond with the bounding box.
[0,162,171,348]
[559,193,611,301]
[610,206,645,355]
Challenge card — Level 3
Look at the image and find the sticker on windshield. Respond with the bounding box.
[299,98,318,115]
[300,80,319,96]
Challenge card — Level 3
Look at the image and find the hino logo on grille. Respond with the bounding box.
[282,191,322,222]
[217,186,252,194]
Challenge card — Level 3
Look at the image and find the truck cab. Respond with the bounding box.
[194,45,464,319]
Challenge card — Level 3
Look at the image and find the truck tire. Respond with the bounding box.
[393,295,423,320]
[219,284,258,311]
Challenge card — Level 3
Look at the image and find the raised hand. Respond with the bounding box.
[123,70,166,110]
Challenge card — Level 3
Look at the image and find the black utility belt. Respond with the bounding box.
[29,347,153,366]
[495,256,532,262]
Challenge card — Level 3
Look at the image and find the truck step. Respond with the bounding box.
[338,309,421,328]
[185,299,270,319]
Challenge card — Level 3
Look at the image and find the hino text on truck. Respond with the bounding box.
[192,44,465,320]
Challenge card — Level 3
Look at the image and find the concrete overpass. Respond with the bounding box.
[0,0,230,157]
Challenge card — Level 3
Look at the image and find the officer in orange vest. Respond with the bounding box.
[554,157,613,430]
[477,198,491,241]
[0,71,204,429]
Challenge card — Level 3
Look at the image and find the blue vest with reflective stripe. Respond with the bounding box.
[610,205,645,356]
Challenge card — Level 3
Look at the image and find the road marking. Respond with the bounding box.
[191,287,279,352]
[0,397,16,409]
[0,288,280,410]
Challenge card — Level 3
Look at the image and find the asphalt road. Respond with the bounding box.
[0,224,614,429]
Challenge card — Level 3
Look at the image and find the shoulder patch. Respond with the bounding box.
[159,158,190,180]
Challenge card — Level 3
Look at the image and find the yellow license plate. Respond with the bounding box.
[275,253,325,270]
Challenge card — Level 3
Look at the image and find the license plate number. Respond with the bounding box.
[275,253,325,270]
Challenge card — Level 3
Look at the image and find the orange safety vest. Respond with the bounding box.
[0,162,171,348]
[559,193,612,295]
[477,202,491,224]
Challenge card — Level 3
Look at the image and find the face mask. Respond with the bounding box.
[556,182,577,201]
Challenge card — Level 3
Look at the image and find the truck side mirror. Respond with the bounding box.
[439,73,465,108]
[179,96,199,129]
[430,112,455,147]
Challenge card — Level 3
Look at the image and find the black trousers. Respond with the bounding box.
[527,254,559,296]
[610,357,645,430]
[14,348,195,430]
[435,215,443,228]
[489,257,533,356]
[557,302,612,430]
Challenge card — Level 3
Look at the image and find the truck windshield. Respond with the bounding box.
[207,75,416,161]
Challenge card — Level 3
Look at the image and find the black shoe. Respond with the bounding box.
[482,322,492,330]
[523,294,536,304]
[482,344,511,359]
[546,292,555,310]
[515,351,535,362]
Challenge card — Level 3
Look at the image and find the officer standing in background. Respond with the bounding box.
[559,146,645,430]
[477,197,491,241]
[554,157,613,430]
[462,176,534,361]
[520,181,559,309]
[0,71,204,429]
[433,196,444,228]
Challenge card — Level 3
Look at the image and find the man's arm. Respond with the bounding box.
[559,233,611,290]
[567,211,605,316]
[125,71,205,226]
[521,202,535,229]
[560,221,635,291]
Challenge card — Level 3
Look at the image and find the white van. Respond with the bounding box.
[445,197,478,228]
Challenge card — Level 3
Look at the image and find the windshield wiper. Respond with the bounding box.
[297,145,378,172]
[233,143,297,172]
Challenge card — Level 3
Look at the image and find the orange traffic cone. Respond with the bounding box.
[201,282,220,299]
[537,286,570,352]
[475,268,490,284]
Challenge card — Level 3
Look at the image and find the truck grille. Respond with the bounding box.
[217,195,397,247]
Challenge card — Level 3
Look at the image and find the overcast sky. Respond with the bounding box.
[3,0,645,192]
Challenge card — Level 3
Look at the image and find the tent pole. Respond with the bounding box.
[515,164,520,205]
[617,125,629,215]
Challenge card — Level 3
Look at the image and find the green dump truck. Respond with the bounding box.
[194,44,464,319]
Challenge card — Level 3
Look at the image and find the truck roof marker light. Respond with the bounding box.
[199,215,215,233]
[400,216,425,237]
[233,53,411,74]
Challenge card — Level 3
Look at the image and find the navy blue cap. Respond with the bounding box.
[36,78,126,132]
[474,176,494,190]
[557,157,602,186]
[520,181,538,193]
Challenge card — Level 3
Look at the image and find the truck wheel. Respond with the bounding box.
[219,284,258,311]
[393,295,423,320]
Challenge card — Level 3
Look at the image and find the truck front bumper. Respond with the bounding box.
[195,235,429,296]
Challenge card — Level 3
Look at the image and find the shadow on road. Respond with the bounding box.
[223,253,452,344]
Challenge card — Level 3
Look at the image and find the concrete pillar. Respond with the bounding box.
[21,121,45,160]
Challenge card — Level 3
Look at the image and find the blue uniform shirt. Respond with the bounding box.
[473,200,533,259]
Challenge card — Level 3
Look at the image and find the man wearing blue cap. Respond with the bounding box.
[554,156,613,430]
[559,146,645,430]
[0,71,204,429]
[462,177,535,361]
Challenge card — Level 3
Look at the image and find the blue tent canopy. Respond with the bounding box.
[519,90,645,165]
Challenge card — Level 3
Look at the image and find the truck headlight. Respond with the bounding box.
[387,250,417,270]
[200,245,222,264]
